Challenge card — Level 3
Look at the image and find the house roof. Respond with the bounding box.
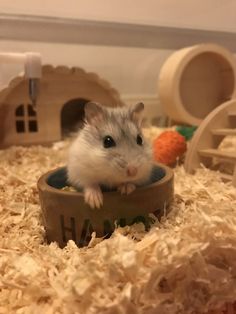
[0,65,123,105]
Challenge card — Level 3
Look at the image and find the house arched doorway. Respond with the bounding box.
[61,98,90,137]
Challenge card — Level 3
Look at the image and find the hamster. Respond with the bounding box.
[67,102,153,209]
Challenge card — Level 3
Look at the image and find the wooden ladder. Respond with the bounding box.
[184,100,236,186]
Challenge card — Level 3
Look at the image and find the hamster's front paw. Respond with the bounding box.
[118,183,136,195]
[84,185,103,209]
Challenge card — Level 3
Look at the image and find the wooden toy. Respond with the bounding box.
[153,130,187,166]
[38,164,174,248]
[184,99,236,186]
[158,43,236,126]
[0,65,123,148]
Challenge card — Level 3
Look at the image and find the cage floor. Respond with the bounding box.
[0,128,236,314]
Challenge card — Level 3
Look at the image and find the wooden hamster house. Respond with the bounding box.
[0,65,123,148]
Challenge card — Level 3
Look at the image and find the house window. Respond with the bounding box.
[15,104,38,133]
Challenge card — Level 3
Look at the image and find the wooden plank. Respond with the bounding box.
[198,148,236,162]
[211,128,236,136]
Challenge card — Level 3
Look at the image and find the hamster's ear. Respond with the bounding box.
[84,102,105,125]
[130,102,144,127]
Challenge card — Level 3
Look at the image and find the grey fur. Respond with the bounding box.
[67,102,153,190]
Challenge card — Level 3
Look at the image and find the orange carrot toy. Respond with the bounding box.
[153,130,187,166]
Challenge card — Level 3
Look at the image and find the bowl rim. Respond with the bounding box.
[37,163,174,197]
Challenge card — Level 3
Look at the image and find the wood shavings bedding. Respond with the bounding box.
[0,128,236,314]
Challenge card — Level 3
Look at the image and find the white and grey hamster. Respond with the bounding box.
[67,102,153,208]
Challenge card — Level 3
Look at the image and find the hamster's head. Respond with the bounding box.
[77,102,153,186]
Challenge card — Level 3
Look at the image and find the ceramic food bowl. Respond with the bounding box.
[38,164,174,248]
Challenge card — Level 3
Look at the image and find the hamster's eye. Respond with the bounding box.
[136,134,143,146]
[103,135,116,148]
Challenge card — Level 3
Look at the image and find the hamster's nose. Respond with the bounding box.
[126,166,137,177]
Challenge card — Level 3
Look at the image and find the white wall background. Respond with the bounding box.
[0,1,235,124]
[0,40,172,96]
[1,0,236,32]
